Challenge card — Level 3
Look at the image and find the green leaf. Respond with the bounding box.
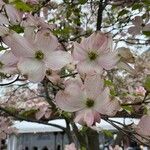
[103,130,113,137]
[78,0,87,4]
[143,0,150,5]
[104,80,113,86]
[81,147,86,150]
[11,0,33,12]
[110,89,117,96]
[118,9,129,17]
[5,107,17,114]
[132,3,143,10]
[20,109,37,117]
[121,105,133,114]
[144,76,150,92]
[10,25,24,33]
[142,31,150,37]
[0,46,7,51]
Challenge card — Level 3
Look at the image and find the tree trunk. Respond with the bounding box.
[86,128,100,150]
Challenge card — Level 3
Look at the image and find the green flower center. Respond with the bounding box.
[0,61,4,69]
[88,51,98,61]
[86,98,94,108]
[35,51,44,60]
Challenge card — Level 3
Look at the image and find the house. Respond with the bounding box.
[7,118,143,150]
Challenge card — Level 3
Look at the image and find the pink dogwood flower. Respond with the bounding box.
[135,86,146,96]
[128,16,150,35]
[73,32,118,75]
[3,29,72,82]
[55,75,119,126]
[64,143,77,150]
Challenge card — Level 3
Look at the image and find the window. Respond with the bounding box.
[41,146,48,150]
[57,145,61,150]
[25,147,29,150]
[33,146,38,150]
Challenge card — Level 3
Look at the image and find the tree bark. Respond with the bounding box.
[86,128,100,150]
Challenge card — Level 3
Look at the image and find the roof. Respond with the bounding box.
[12,118,140,134]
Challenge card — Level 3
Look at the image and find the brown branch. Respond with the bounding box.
[97,0,108,31]
[0,106,65,131]
[0,75,19,86]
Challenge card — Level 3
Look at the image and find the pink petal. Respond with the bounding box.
[0,26,9,36]
[132,16,143,26]
[34,29,58,52]
[136,115,150,136]
[128,26,141,35]
[0,51,18,74]
[94,87,110,113]
[17,58,46,82]
[90,32,113,54]
[84,74,104,100]
[3,32,35,57]
[77,60,103,75]
[84,109,95,126]
[55,91,84,112]
[45,50,72,70]
[45,110,51,119]
[46,70,61,84]
[0,14,9,25]
[64,77,83,97]
[0,51,18,66]
[0,66,18,74]
[5,4,22,25]
[0,0,5,7]
[24,27,35,43]
[98,51,119,70]
[73,42,87,61]
[21,14,38,27]
[35,110,45,120]
[117,61,135,74]
[103,99,120,116]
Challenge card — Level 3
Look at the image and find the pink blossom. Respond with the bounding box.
[135,86,146,96]
[64,143,77,150]
[0,117,16,140]
[3,29,72,82]
[21,14,56,30]
[136,115,150,136]
[73,32,118,75]
[128,16,150,35]
[55,75,119,126]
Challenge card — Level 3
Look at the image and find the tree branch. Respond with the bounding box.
[96,0,108,31]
